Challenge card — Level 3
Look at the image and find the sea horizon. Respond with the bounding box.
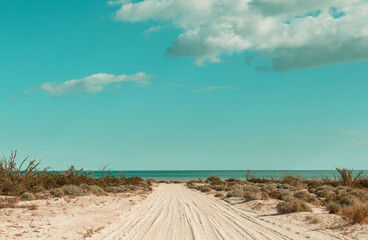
[56,169,368,181]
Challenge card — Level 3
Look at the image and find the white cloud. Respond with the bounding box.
[112,0,368,71]
[196,86,239,92]
[25,72,151,97]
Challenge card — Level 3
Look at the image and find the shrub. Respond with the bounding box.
[294,191,318,204]
[244,191,262,201]
[215,193,224,198]
[80,184,106,196]
[243,185,262,201]
[50,188,64,197]
[186,181,197,189]
[327,202,341,214]
[341,205,368,224]
[336,168,364,187]
[282,175,303,188]
[225,178,241,183]
[212,185,226,191]
[260,184,277,193]
[200,185,212,192]
[20,192,36,201]
[338,195,360,207]
[276,184,296,191]
[206,176,223,185]
[226,184,244,198]
[350,189,368,202]
[276,198,312,214]
[314,185,335,198]
[62,185,84,196]
[277,190,292,200]
[105,186,126,193]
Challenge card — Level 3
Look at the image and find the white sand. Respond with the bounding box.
[2,184,367,239]
[93,184,344,240]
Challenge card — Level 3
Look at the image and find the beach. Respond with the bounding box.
[2,183,367,240]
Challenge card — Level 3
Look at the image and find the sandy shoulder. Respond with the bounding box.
[0,191,149,240]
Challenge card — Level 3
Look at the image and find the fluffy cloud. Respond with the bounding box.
[111,0,368,71]
[26,72,151,97]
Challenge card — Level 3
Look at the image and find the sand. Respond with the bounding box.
[1,184,367,239]
[0,192,147,239]
[93,184,348,240]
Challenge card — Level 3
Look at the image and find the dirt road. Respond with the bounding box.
[94,184,341,240]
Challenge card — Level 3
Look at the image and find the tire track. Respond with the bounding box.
[93,184,342,240]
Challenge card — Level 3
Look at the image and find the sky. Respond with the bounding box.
[1,0,368,170]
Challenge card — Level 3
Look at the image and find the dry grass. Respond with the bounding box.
[0,151,149,198]
[185,169,368,225]
[341,205,368,224]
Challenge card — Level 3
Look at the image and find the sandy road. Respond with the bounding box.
[94,184,341,240]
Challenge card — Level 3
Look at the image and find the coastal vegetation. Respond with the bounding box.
[187,169,368,224]
[0,151,152,209]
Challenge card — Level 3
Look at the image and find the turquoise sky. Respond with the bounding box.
[1,0,368,170]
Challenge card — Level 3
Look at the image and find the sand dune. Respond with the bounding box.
[94,184,342,240]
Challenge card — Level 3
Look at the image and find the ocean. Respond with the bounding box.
[84,170,367,181]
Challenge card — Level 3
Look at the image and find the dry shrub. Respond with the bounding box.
[20,192,36,201]
[276,198,312,214]
[277,183,296,191]
[282,175,304,188]
[200,185,212,192]
[277,190,292,200]
[50,188,64,197]
[350,189,368,202]
[226,185,244,198]
[81,184,106,196]
[314,185,335,198]
[338,195,361,207]
[244,191,262,201]
[336,168,364,187]
[244,185,262,201]
[225,178,241,183]
[186,181,197,189]
[105,186,126,193]
[294,191,318,204]
[327,201,341,214]
[215,193,224,198]
[212,185,226,191]
[261,184,277,193]
[206,176,223,185]
[62,185,84,196]
[341,205,368,224]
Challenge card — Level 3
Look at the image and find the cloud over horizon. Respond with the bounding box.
[111,0,368,71]
[25,72,152,97]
